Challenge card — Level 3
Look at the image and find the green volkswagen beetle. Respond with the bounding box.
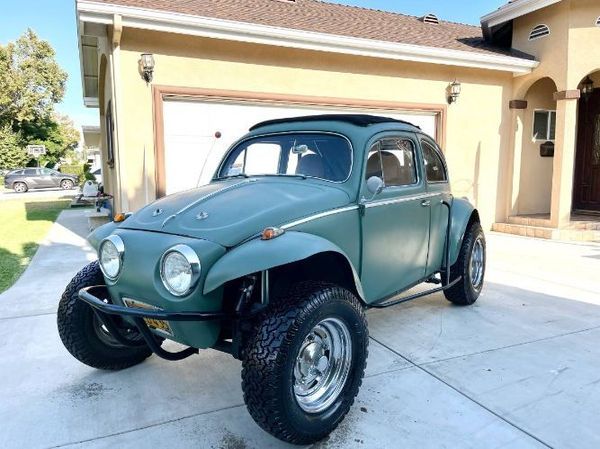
[57,114,485,444]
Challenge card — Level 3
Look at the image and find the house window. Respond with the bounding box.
[529,24,550,40]
[533,110,556,141]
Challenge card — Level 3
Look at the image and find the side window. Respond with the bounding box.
[365,137,417,187]
[24,168,38,176]
[421,140,447,183]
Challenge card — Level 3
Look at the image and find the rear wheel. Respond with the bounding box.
[57,261,152,370]
[444,222,486,305]
[13,182,27,193]
[241,282,368,445]
[60,179,74,190]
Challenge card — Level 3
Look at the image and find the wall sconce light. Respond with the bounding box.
[581,76,594,97]
[447,80,461,104]
[140,53,155,83]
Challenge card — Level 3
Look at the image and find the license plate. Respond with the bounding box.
[123,298,173,336]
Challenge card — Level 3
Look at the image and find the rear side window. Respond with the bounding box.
[421,140,447,183]
[366,137,417,187]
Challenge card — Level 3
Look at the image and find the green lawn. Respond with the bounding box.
[0,198,70,293]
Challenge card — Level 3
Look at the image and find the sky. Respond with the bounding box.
[0,0,504,130]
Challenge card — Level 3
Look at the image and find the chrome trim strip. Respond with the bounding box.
[281,205,359,229]
[363,192,440,209]
[175,179,257,216]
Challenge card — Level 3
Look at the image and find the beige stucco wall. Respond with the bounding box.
[509,0,600,223]
[517,77,557,214]
[108,28,513,230]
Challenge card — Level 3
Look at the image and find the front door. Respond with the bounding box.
[360,133,431,302]
[574,89,600,212]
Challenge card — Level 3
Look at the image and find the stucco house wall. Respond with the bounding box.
[112,29,513,229]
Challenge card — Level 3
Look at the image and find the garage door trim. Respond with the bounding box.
[153,85,447,198]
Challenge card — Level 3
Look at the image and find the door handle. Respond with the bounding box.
[421,200,431,207]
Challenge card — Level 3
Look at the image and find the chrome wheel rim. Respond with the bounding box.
[61,180,72,189]
[293,317,352,414]
[15,183,25,192]
[470,237,485,289]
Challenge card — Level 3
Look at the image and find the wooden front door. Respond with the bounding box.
[574,89,600,212]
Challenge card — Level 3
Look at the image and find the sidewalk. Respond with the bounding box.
[1,213,599,449]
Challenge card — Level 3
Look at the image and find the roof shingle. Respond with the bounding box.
[91,0,532,59]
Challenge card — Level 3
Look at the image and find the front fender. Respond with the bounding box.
[87,221,121,251]
[449,197,479,265]
[203,231,364,299]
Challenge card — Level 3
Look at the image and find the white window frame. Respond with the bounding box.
[529,24,550,41]
[533,109,556,142]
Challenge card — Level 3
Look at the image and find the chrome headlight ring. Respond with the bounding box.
[99,235,125,281]
[159,244,201,297]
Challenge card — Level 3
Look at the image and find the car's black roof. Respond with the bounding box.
[249,114,421,131]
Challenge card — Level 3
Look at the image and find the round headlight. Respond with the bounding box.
[99,235,124,280]
[160,245,201,296]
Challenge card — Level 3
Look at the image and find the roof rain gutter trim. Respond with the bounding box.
[77,0,538,74]
[481,0,561,29]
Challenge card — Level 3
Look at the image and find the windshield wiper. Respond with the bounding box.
[214,173,250,181]
[259,174,307,180]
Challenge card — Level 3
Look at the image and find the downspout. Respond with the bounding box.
[109,14,129,213]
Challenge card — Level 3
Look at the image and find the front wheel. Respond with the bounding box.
[57,261,152,370]
[13,182,28,193]
[60,179,74,190]
[443,222,486,305]
[241,282,368,445]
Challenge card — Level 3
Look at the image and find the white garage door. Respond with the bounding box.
[162,99,438,195]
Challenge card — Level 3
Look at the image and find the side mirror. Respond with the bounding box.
[366,176,384,196]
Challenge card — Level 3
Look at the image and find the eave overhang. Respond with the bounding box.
[76,0,538,75]
[481,0,562,39]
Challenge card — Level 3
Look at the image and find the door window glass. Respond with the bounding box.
[366,138,416,186]
[422,140,447,182]
[24,169,38,176]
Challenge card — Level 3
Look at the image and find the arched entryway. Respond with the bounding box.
[573,71,600,213]
[516,77,558,215]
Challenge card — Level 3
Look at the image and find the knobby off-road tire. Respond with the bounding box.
[444,222,486,306]
[57,261,152,370]
[241,282,368,445]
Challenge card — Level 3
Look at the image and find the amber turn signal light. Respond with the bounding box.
[261,227,285,240]
[113,213,126,223]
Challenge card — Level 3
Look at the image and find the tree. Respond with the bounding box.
[0,29,67,128]
[0,126,28,170]
[21,114,80,167]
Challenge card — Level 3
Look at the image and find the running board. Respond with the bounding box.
[369,276,461,309]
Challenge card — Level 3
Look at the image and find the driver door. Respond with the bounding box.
[360,133,431,302]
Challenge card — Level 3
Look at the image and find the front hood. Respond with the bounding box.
[122,178,351,247]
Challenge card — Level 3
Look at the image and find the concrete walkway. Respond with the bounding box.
[1,211,599,449]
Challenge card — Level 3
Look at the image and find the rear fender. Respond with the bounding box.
[203,231,364,299]
[449,198,480,265]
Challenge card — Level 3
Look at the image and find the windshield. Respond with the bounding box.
[217,133,352,182]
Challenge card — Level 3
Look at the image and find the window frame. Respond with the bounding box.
[420,137,449,184]
[216,131,354,184]
[365,135,420,189]
[533,109,557,142]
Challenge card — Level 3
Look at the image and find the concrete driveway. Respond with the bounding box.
[0,187,79,201]
[1,210,599,449]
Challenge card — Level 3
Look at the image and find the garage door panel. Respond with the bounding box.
[162,99,437,195]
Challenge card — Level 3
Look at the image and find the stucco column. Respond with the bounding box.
[508,101,527,217]
[550,91,580,228]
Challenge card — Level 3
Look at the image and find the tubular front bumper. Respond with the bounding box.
[78,286,264,361]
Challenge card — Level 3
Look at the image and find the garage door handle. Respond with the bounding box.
[421,200,431,207]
